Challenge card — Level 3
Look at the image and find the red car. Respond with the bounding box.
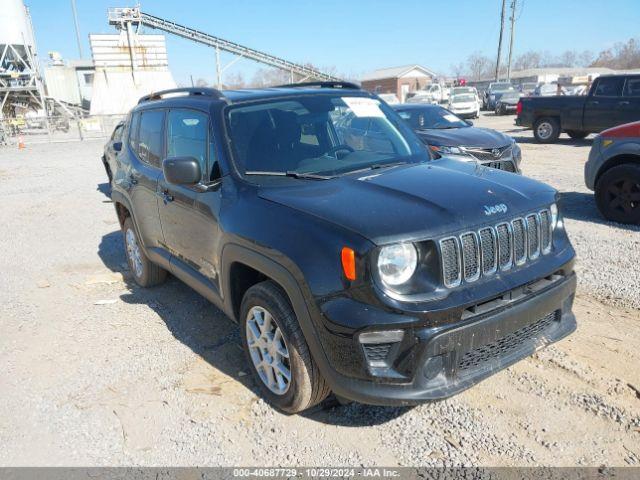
[585,121,640,224]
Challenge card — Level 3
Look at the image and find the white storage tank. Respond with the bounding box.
[0,0,35,49]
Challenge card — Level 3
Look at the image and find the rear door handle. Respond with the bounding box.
[618,100,630,106]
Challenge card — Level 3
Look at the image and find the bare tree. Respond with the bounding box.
[514,51,542,70]
[195,78,209,88]
[450,62,466,78]
[224,72,246,89]
[467,52,493,81]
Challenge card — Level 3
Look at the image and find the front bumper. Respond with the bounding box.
[317,269,577,406]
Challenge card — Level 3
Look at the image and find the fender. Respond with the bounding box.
[597,143,640,184]
[109,189,171,271]
[220,243,338,384]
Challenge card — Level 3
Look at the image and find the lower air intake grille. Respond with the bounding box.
[363,343,393,363]
[457,310,560,373]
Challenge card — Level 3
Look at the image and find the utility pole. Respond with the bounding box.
[506,0,517,81]
[70,0,83,58]
[495,0,506,81]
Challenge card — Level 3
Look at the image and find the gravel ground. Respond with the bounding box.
[0,114,639,466]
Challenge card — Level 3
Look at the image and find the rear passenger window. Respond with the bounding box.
[624,78,640,97]
[129,112,140,151]
[138,110,165,167]
[166,109,209,179]
[593,77,624,97]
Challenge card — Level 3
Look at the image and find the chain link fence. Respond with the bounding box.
[0,115,125,147]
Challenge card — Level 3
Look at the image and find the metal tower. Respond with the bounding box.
[0,0,46,117]
[107,7,341,87]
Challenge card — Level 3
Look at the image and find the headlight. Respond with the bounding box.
[550,203,558,229]
[511,141,522,164]
[431,145,463,155]
[378,243,418,286]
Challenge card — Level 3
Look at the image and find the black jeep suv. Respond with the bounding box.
[109,83,577,413]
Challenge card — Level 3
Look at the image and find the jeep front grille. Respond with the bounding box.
[461,145,511,162]
[439,209,553,288]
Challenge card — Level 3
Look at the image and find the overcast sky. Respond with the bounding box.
[27,0,640,84]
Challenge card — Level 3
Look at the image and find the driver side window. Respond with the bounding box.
[166,109,209,181]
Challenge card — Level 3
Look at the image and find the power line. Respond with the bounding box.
[495,0,507,81]
[506,0,517,81]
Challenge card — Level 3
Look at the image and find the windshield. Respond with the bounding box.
[452,87,474,95]
[451,94,475,103]
[501,92,521,100]
[395,106,468,130]
[491,83,513,92]
[225,94,428,177]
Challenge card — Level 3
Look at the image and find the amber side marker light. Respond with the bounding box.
[341,247,356,281]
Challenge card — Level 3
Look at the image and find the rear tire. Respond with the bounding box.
[240,280,330,413]
[122,217,167,287]
[595,164,640,225]
[566,130,589,140]
[533,117,560,143]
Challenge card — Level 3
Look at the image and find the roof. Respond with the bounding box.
[361,64,437,81]
[134,85,369,109]
[223,86,366,103]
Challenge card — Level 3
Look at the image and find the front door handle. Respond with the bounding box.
[129,175,139,185]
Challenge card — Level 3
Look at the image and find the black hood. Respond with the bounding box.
[259,159,556,245]
[415,126,512,149]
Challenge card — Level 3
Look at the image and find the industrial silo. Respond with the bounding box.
[0,0,45,118]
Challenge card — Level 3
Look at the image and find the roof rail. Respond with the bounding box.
[138,87,226,104]
[273,81,361,90]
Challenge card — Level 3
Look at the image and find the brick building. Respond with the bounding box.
[361,64,437,102]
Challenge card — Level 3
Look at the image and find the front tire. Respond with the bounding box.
[122,217,167,287]
[595,164,640,224]
[240,281,330,413]
[533,117,560,143]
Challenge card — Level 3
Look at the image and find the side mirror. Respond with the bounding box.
[113,141,122,152]
[466,120,474,126]
[163,156,201,185]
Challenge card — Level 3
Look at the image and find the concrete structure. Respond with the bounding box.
[0,0,45,117]
[361,65,437,102]
[89,32,176,115]
[44,56,94,108]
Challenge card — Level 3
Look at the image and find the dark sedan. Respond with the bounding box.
[101,121,124,183]
[392,104,522,173]
[495,91,522,115]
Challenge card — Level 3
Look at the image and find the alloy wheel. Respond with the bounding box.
[536,121,553,140]
[606,178,640,215]
[246,306,291,395]
[125,228,143,278]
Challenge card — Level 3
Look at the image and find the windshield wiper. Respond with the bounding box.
[369,161,409,170]
[245,170,334,180]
